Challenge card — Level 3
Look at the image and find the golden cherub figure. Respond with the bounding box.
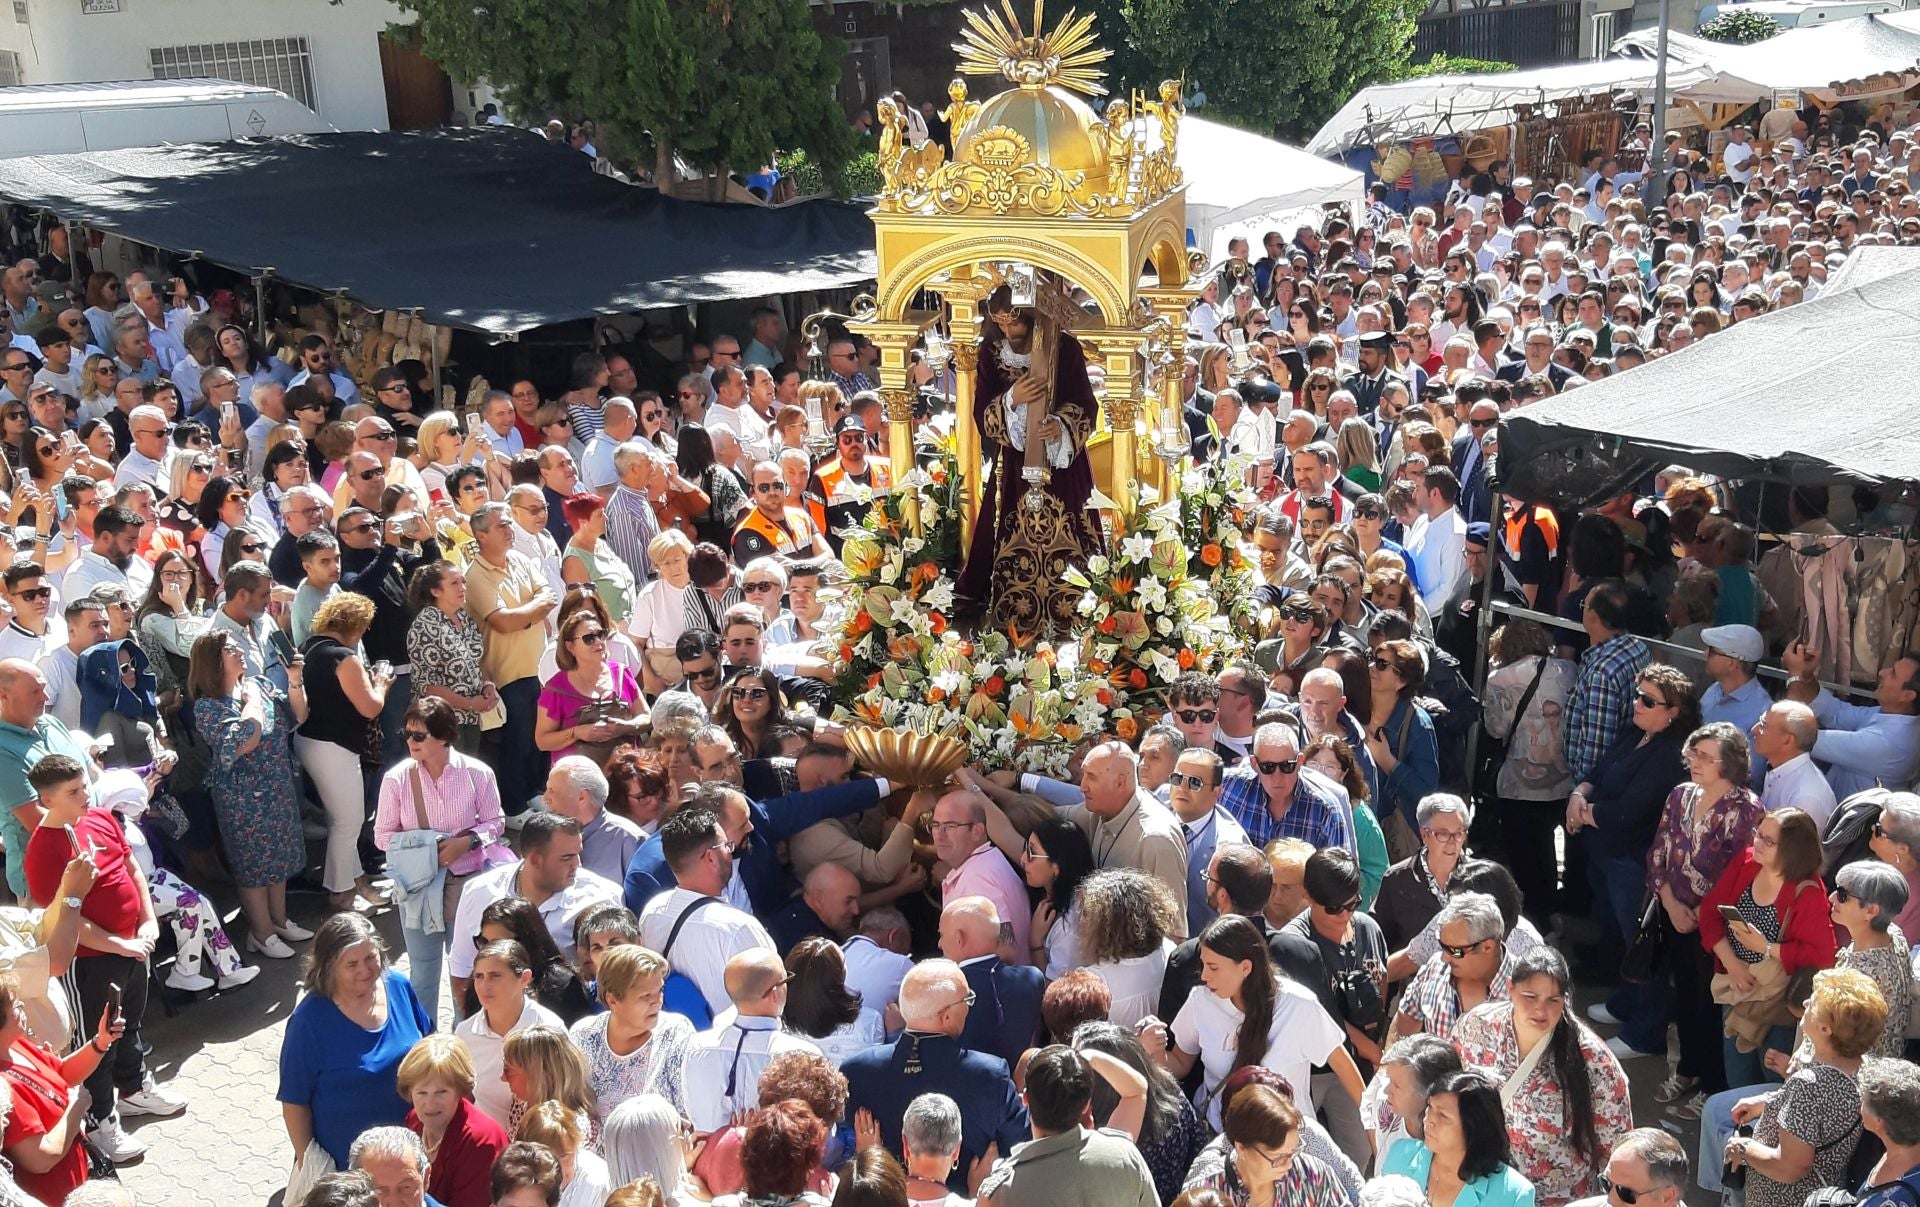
[1101,97,1136,195]
[940,78,981,148]
[876,95,905,198]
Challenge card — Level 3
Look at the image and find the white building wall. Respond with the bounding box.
[0,0,400,131]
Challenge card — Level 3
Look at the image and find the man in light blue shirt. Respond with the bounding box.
[1165,748,1247,931]
[1699,624,1773,789]
[1784,641,1920,799]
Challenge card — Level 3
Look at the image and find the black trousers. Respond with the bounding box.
[1477,795,1564,925]
[1664,912,1727,1092]
[72,952,149,1123]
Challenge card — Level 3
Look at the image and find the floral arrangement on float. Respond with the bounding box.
[1067,472,1247,719]
[828,436,1122,776]
[1177,452,1264,641]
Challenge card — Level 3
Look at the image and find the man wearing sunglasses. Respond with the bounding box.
[1568,1128,1686,1207]
[0,565,58,663]
[732,460,828,567]
[813,415,890,553]
[1165,748,1245,930]
[1218,721,1353,853]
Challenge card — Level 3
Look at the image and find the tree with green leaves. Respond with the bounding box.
[1696,9,1781,42]
[1082,0,1420,140]
[393,0,856,197]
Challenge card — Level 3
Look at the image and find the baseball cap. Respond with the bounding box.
[1701,624,1764,663]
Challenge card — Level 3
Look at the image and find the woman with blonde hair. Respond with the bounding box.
[399,1034,509,1207]
[1075,867,1181,1029]
[568,944,695,1122]
[75,353,118,422]
[517,1100,613,1207]
[501,1024,599,1142]
[631,528,695,693]
[296,592,395,912]
[1336,417,1382,492]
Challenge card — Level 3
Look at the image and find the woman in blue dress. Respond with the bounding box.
[189,629,311,960]
[1380,1069,1536,1207]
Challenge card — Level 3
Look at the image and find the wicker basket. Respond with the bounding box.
[843,726,967,789]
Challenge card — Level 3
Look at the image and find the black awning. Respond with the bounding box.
[0,127,877,336]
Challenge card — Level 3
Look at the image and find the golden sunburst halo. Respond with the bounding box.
[952,0,1111,96]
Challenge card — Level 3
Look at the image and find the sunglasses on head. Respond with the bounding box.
[1174,708,1216,724]
[1255,757,1300,775]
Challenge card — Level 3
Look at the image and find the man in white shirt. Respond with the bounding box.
[127,282,187,374]
[637,804,776,1016]
[0,565,63,664]
[478,390,525,461]
[506,485,566,599]
[703,366,770,469]
[28,327,78,400]
[1752,700,1837,831]
[62,505,151,603]
[244,380,290,481]
[1404,465,1469,615]
[1724,125,1757,188]
[580,398,637,495]
[683,949,819,1132]
[37,599,106,733]
[448,811,619,1009]
[113,405,174,493]
[842,907,915,1016]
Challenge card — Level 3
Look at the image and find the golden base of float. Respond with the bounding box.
[842,726,971,790]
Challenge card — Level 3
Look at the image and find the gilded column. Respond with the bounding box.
[1103,393,1140,505]
[949,338,980,544]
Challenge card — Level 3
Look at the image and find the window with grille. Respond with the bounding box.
[149,37,316,110]
[0,52,20,86]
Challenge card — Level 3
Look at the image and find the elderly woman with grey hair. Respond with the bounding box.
[899,1092,967,1204]
[1855,1057,1920,1202]
[1870,793,1920,942]
[1787,861,1911,1062]
[1386,891,1511,1044]
[1374,793,1475,964]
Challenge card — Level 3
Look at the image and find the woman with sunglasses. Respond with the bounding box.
[13,425,71,529]
[187,628,310,957]
[1140,914,1359,1131]
[297,592,396,913]
[1451,948,1630,1207]
[374,696,512,1018]
[713,666,787,761]
[0,403,27,475]
[1287,299,1322,344]
[1023,816,1095,979]
[1407,208,1440,269]
[535,609,645,764]
[636,391,679,458]
[1363,640,1440,851]
[194,474,264,589]
[158,445,213,554]
[251,438,312,536]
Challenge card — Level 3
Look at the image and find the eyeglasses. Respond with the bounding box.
[365,430,396,443]
[1832,886,1855,904]
[685,664,721,682]
[733,686,769,702]
[1441,940,1487,959]
[1602,1175,1661,1205]
[742,581,780,594]
[403,729,432,743]
[927,819,981,835]
[1634,691,1670,709]
[342,522,376,537]
[1368,657,1396,672]
[1254,757,1300,775]
[15,587,51,603]
[238,542,265,555]
[1169,772,1211,791]
[1174,708,1216,724]
[1421,826,1466,846]
[1328,897,1361,915]
[944,990,979,1012]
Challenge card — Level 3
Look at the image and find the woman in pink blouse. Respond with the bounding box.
[535,609,647,763]
[373,696,515,1018]
[1642,721,1763,1117]
[1451,947,1633,1207]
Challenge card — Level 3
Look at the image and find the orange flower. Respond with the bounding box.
[1088,659,1108,675]
[1178,648,1196,670]
[855,699,886,725]
[930,612,948,635]
[1111,577,1135,597]
[930,465,948,484]
[1114,715,1139,741]
[1058,723,1082,743]
[916,562,939,584]
[984,674,1008,697]
[1200,543,1222,567]
[1095,687,1112,706]
[928,687,947,703]
[852,611,874,636]
[838,644,855,663]
[887,635,920,662]
[1128,668,1149,689]
[1096,615,1118,635]
[958,640,975,657]
[867,672,883,690]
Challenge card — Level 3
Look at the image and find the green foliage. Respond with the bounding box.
[391,0,855,184]
[777,148,882,199]
[1394,53,1517,79]
[1696,9,1781,42]
[1082,0,1419,140]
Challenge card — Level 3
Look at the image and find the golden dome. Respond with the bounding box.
[959,83,1107,178]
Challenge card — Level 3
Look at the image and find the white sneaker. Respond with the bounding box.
[248,932,296,959]
[276,920,315,942]
[1606,1036,1659,1061]
[163,967,214,993]
[86,1115,147,1164]
[215,964,261,990]
[118,1082,187,1119]
[1586,1002,1623,1026]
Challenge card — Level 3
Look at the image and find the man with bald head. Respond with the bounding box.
[343,450,389,514]
[769,861,863,953]
[933,788,1031,961]
[333,415,429,513]
[940,895,1044,1066]
[1753,700,1836,828]
[0,658,95,900]
[1287,666,1379,801]
[682,947,818,1132]
[842,959,1029,1190]
[1064,743,1189,938]
[581,397,637,494]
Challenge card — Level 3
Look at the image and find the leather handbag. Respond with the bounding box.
[1620,895,1666,984]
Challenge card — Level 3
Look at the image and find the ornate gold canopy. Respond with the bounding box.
[856,0,1198,530]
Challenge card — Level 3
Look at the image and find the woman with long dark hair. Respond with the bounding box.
[1022,816,1094,978]
[715,666,789,761]
[1452,947,1631,1206]
[675,424,748,548]
[1380,1069,1535,1207]
[782,936,884,1067]
[1140,914,1358,1130]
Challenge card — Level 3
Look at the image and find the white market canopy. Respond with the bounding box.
[1305,56,1733,157]
[1614,15,1920,100]
[1148,116,1364,251]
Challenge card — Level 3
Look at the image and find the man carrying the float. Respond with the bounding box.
[956,275,1105,633]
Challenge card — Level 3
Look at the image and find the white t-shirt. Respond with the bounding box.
[1171,976,1344,1128]
[1088,938,1175,1031]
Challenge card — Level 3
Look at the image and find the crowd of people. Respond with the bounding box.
[0,91,1912,1207]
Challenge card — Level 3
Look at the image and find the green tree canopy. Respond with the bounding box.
[1696,9,1781,42]
[394,0,855,194]
[1083,0,1420,140]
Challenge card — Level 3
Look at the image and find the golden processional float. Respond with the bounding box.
[844,0,1199,536]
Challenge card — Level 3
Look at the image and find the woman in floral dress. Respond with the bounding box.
[407,562,495,754]
[189,629,311,959]
[1451,947,1632,1207]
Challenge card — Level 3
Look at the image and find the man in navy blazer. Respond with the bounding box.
[939,896,1043,1069]
[624,727,894,915]
[841,960,1030,1191]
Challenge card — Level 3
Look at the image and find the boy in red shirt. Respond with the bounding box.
[21,754,185,1161]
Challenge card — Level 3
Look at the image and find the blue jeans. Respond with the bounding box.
[1698,1083,1769,1196]
[378,670,413,769]
[495,677,541,814]
[1591,853,1664,1052]
[1724,1022,1795,1089]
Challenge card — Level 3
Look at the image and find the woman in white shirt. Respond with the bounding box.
[1139,914,1361,1129]
[631,529,695,694]
[1022,818,1094,979]
[782,937,887,1066]
[455,939,565,1128]
[1074,867,1179,1030]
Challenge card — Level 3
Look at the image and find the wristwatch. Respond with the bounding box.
[61,896,82,909]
